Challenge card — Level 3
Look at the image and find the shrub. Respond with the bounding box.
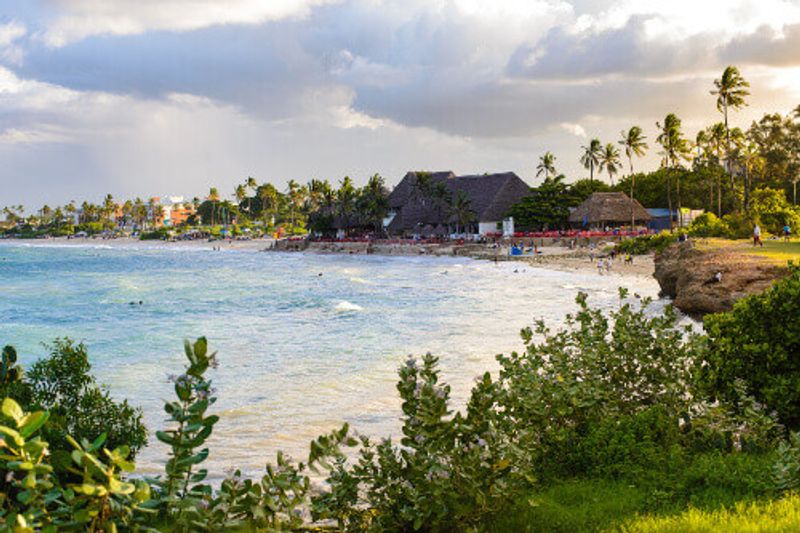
[139,227,171,240]
[616,232,678,255]
[3,339,147,463]
[701,264,800,430]
[312,354,528,531]
[687,212,729,238]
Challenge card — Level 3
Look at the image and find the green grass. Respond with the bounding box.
[743,239,800,264]
[485,479,648,532]
[618,493,800,532]
[483,452,779,532]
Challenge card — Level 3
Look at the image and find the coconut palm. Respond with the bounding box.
[234,185,247,220]
[449,190,475,234]
[711,66,750,169]
[618,126,648,176]
[656,113,691,226]
[257,184,279,228]
[358,174,390,234]
[735,142,764,213]
[580,139,602,183]
[599,143,621,186]
[208,187,220,226]
[618,127,648,227]
[536,152,557,180]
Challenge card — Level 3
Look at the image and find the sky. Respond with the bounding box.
[2,0,800,207]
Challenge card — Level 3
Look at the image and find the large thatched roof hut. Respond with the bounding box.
[386,171,531,236]
[568,192,651,228]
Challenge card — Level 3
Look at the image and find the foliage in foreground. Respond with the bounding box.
[702,263,800,430]
[3,276,800,530]
[0,339,147,464]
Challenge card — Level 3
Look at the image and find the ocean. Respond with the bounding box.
[0,241,662,479]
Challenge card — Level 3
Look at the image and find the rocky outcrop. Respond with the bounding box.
[654,241,788,317]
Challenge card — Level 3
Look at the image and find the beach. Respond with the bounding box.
[7,235,657,279]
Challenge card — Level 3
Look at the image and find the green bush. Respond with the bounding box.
[616,232,678,255]
[701,264,800,430]
[139,227,171,240]
[687,212,729,238]
[1,339,147,463]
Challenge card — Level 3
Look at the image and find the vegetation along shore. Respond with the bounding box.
[3,64,800,531]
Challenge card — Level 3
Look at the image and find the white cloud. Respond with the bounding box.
[0,21,26,65]
[560,122,586,137]
[41,0,339,46]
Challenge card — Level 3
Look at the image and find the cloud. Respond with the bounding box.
[4,0,800,205]
[0,21,26,64]
[40,0,339,46]
[560,122,586,137]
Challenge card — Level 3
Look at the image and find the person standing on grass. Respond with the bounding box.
[753,224,763,247]
[784,224,791,242]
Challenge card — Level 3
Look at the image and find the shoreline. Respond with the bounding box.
[1,236,656,279]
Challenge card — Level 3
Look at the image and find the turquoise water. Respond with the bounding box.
[0,242,661,478]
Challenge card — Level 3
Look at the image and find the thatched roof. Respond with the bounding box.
[387,171,531,233]
[568,192,652,225]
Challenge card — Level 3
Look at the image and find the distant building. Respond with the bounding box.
[646,207,704,231]
[568,192,651,229]
[386,171,531,236]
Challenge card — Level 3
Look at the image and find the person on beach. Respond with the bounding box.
[753,224,763,247]
[597,259,604,275]
[604,258,612,274]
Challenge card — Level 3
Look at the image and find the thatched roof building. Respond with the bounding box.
[568,192,651,227]
[386,171,531,235]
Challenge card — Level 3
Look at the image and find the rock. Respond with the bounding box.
[654,240,789,317]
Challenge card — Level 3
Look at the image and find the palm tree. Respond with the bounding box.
[711,66,750,211]
[358,174,390,234]
[449,190,474,234]
[246,176,258,216]
[234,184,247,212]
[336,177,358,231]
[286,180,306,233]
[599,143,621,186]
[735,142,763,214]
[257,184,279,228]
[536,152,557,180]
[580,139,602,183]
[208,187,220,226]
[619,126,649,227]
[656,113,691,227]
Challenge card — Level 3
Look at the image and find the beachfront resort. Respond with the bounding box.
[3,1,800,529]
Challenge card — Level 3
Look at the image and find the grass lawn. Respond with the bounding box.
[743,239,800,264]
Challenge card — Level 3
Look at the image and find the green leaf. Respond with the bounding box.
[19,411,49,438]
[2,398,23,425]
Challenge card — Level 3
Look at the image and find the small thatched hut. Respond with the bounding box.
[568,192,651,228]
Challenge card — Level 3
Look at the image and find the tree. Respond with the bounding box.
[357,174,390,234]
[536,152,557,180]
[656,113,691,226]
[208,187,220,226]
[580,138,602,183]
[448,190,475,234]
[257,184,280,228]
[335,177,358,230]
[246,176,258,216]
[619,126,649,227]
[506,175,574,230]
[711,66,750,212]
[599,143,621,186]
[234,184,247,210]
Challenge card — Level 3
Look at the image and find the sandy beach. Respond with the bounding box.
[4,236,656,279]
